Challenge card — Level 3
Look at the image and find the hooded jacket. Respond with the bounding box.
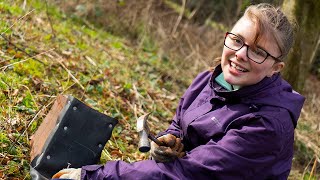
[81,65,305,180]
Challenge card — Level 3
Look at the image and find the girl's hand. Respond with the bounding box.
[150,134,185,163]
[52,168,81,180]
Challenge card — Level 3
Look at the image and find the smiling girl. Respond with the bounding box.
[53,3,305,180]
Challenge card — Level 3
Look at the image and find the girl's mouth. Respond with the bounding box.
[230,61,249,72]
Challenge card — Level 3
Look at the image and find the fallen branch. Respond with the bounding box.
[49,51,85,90]
[0,48,55,70]
[0,34,45,64]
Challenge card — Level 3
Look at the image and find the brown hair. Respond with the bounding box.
[242,3,296,60]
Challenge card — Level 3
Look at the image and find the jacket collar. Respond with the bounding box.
[209,65,281,102]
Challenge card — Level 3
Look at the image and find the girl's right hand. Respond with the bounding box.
[150,134,185,163]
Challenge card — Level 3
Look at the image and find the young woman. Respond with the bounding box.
[54,3,305,179]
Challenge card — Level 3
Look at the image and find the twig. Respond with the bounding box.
[0,8,47,65]
[61,82,77,94]
[22,0,27,10]
[85,55,97,66]
[302,155,314,179]
[0,34,45,64]
[171,0,186,37]
[56,58,85,90]
[0,8,45,65]
[0,54,19,64]
[0,48,55,70]
[309,34,320,64]
[44,0,56,38]
[102,149,113,161]
[1,9,35,36]
[309,156,318,180]
[188,0,203,20]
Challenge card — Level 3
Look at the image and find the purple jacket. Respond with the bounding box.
[81,65,305,180]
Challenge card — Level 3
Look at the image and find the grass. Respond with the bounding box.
[0,0,319,179]
[0,1,188,179]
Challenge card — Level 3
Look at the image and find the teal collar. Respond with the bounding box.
[215,73,241,91]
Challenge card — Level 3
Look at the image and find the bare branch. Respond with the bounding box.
[0,48,55,70]
[171,0,186,37]
[0,34,45,64]
[49,51,85,90]
[1,9,35,35]
[45,0,56,38]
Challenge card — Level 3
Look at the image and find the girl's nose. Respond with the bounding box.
[235,45,249,61]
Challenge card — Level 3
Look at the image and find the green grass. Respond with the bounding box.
[0,0,187,179]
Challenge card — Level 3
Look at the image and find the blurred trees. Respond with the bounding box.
[282,0,320,92]
[171,0,243,26]
[171,0,283,26]
[310,48,320,78]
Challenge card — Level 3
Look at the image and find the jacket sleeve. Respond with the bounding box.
[81,115,286,180]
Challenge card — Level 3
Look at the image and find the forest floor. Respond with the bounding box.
[289,75,320,179]
[0,0,319,179]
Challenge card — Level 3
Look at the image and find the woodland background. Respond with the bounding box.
[0,0,319,179]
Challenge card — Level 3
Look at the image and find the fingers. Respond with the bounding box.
[52,168,75,178]
[150,145,176,162]
[158,134,176,147]
[151,152,176,163]
[60,169,81,179]
[159,135,184,154]
[178,151,186,158]
[150,134,186,163]
[176,139,184,153]
[52,171,67,178]
[171,138,183,152]
[153,146,178,157]
[52,168,81,179]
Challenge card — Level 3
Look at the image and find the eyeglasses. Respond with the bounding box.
[224,32,281,64]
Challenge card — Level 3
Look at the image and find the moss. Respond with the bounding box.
[0,2,23,15]
[13,60,45,77]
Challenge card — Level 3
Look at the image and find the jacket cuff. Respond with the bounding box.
[81,165,103,179]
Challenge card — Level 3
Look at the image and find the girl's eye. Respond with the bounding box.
[254,48,266,56]
[234,39,242,44]
[230,36,242,44]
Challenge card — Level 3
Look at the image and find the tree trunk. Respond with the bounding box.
[282,0,320,93]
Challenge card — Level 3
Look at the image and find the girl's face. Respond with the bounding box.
[221,17,284,87]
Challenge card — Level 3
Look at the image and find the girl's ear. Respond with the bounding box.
[267,62,285,77]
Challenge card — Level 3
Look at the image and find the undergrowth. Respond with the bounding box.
[0,1,188,179]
